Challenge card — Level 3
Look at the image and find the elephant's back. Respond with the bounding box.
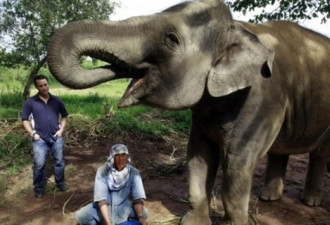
[240,21,330,62]
[241,21,330,148]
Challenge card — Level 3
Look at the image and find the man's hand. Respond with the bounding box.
[54,117,67,137]
[138,217,148,225]
[54,129,63,137]
[33,133,40,141]
[133,199,148,225]
[98,200,112,225]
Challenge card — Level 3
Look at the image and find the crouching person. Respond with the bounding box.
[75,144,148,225]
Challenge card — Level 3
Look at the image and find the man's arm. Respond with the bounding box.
[94,166,112,225]
[133,199,148,225]
[98,200,112,225]
[22,120,34,136]
[54,117,67,137]
[22,120,39,140]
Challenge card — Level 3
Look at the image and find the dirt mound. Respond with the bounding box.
[0,133,329,225]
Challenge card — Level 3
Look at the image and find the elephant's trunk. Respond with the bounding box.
[47,19,146,89]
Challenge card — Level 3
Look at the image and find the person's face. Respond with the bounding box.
[114,153,128,171]
[35,78,49,97]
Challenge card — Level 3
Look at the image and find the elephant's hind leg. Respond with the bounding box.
[303,151,328,206]
[260,153,289,201]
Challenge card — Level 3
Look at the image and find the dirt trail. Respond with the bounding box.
[0,134,329,225]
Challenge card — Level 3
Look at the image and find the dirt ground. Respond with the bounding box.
[0,133,329,225]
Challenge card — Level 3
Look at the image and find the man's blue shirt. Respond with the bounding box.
[21,93,68,143]
[93,164,146,224]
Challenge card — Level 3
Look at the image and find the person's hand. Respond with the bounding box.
[139,217,148,225]
[54,129,63,137]
[33,133,40,141]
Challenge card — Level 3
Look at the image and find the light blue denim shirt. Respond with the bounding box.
[93,163,146,224]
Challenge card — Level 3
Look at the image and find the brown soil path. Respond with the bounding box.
[0,134,329,225]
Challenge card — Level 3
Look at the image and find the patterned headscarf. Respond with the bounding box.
[107,144,131,191]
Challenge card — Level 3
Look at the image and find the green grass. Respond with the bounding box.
[62,94,117,118]
[0,131,31,174]
[0,176,7,206]
[66,163,77,177]
[0,91,24,120]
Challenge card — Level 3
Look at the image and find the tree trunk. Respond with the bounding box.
[22,56,47,100]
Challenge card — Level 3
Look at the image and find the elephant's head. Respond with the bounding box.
[47,0,273,110]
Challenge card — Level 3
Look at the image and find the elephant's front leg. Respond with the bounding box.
[222,166,254,225]
[180,130,219,225]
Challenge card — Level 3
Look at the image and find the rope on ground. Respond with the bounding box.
[62,190,75,216]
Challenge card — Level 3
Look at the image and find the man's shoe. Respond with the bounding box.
[35,193,43,199]
[59,185,66,192]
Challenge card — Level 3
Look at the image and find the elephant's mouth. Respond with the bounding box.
[85,49,146,79]
[117,68,151,107]
[83,50,152,107]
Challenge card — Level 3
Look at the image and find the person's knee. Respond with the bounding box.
[75,207,90,225]
[33,160,45,170]
[75,209,83,224]
[54,159,65,167]
[74,203,98,225]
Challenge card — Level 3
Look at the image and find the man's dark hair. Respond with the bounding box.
[34,74,49,87]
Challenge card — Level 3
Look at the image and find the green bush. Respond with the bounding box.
[0,130,31,172]
[0,91,23,120]
[105,106,191,139]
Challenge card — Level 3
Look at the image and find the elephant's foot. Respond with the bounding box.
[260,183,283,201]
[303,191,322,206]
[180,211,211,225]
[221,211,249,225]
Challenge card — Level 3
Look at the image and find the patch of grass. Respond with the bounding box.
[45,183,57,195]
[15,177,33,197]
[0,176,8,206]
[0,91,24,120]
[104,106,191,139]
[50,79,129,98]
[161,110,191,132]
[62,94,117,119]
[0,125,31,171]
[65,163,77,177]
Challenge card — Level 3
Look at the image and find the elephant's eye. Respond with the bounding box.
[165,32,180,46]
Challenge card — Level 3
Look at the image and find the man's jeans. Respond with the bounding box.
[32,137,65,195]
[75,202,148,225]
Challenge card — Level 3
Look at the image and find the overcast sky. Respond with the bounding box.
[110,0,330,38]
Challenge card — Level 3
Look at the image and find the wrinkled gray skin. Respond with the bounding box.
[47,0,330,224]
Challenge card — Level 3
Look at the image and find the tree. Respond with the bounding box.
[0,0,117,99]
[226,0,330,23]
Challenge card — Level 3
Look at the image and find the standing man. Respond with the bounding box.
[75,143,148,225]
[21,74,68,198]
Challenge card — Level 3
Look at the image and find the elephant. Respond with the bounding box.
[47,0,330,224]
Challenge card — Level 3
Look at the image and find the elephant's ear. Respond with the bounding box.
[207,22,275,97]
